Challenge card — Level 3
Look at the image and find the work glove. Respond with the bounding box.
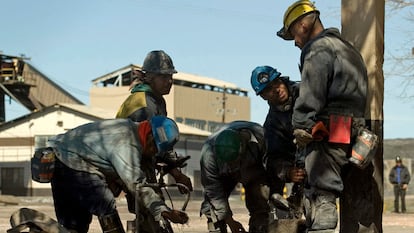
[169,168,193,194]
[158,151,191,170]
[288,167,306,183]
[311,121,329,141]
[293,129,313,148]
[161,210,189,224]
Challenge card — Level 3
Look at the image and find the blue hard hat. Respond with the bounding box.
[250,66,282,95]
[150,116,179,152]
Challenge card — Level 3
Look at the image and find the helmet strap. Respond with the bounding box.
[304,13,319,43]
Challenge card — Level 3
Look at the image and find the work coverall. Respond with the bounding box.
[200,121,270,233]
[293,28,368,232]
[48,119,168,233]
[263,80,299,196]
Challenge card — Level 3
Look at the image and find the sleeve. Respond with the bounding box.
[389,168,395,184]
[200,143,232,221]
[293,42,334,130]
[404,167,411,184]
[263,111,295,182]
[111,141,168,220]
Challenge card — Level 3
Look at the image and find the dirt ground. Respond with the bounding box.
[1,195,414,233]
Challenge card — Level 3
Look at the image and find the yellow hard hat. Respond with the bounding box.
[277,0,319,40]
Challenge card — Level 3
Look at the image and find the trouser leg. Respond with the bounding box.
[393,185,400,212]
[98,211,125,233]
[52,159,120,233]
[304,189,337,233]
[401,188,407,212]
[245,183,269,233]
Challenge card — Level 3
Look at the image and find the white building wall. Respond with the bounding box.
[0,109,98,192]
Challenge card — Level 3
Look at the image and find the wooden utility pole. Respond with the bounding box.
[341,0,384,232]
[222,86,227,123]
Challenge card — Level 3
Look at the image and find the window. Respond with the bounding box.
[34,135,54,148]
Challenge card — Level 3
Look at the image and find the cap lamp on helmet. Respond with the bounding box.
[214,129,242,163]
[250,66,282,95]
[277,0,319,40]
[395,156,402,163]
[142,50,177,75]
[150,116,179,152]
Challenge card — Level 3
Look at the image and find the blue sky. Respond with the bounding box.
[1,0,413,139]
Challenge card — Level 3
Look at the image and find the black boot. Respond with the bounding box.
[98,212,126,233]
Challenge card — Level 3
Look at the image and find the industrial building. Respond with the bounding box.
[0,54,251,196]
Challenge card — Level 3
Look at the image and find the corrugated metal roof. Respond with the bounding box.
[173,71,240,90]
[91,64,247,92]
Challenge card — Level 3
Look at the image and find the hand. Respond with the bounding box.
[160,151,191,169]
[226,217,246,233]
[288,167,306,183]
[402,184,408,190]
[293,129,313,148]
[161,210,189,224]
[169,168,193,194]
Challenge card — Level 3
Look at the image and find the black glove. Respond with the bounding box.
[157,151,190,170]
[161,210,189,224]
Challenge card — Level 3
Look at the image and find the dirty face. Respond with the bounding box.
[259,79,289,105]
[147,73,173,96]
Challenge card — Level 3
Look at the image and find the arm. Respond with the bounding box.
[293,41,333,130]
[200,143,232,221]
[389,168,396,184]
[111,142,170,220]
[169,167,193,193]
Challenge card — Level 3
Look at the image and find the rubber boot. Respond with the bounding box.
[207,218,227,233]
[98,212,126,233]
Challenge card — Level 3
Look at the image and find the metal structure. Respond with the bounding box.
[0,53,83,123]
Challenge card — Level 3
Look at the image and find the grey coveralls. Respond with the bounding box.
[200,121,270,232]
[48,119,169,233]
[293,28,368,232]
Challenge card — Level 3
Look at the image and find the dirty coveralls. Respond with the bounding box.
[115,81,184,230]
[293,28,367,233]
[200,121,270,233]
[48,119,169,233]
[263,79,299,197]
[115,82,168,182]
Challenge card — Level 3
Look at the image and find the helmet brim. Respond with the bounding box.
[277,26,294,41]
